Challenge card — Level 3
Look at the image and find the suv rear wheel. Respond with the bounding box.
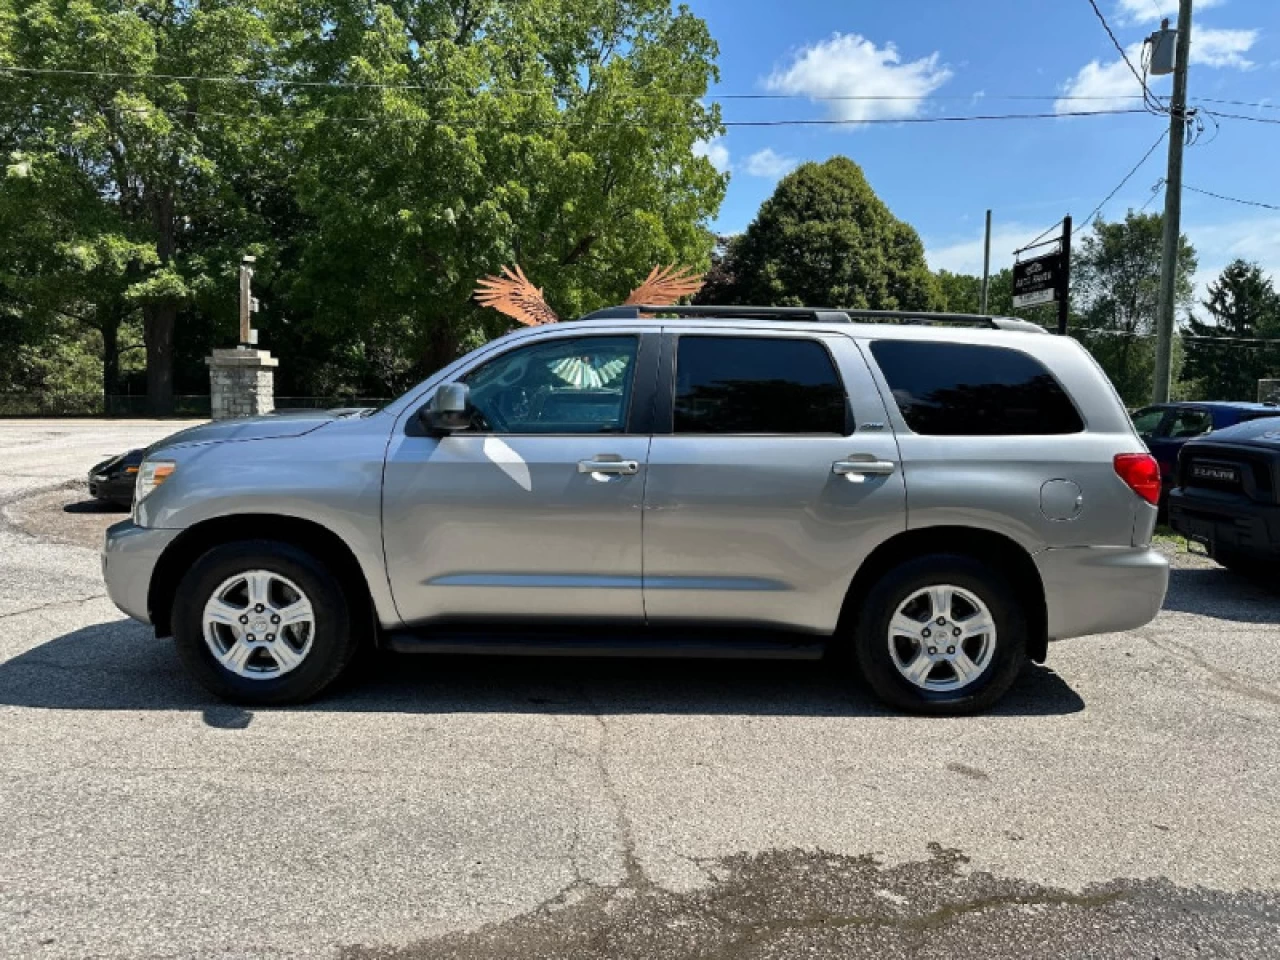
[172,540,359,705]
[853,554,1027,715]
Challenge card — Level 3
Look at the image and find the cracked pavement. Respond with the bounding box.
[0,420,1278,959]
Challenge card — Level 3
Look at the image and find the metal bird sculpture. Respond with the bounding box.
[623,265,705,307]
[473,265,562,327]
[473,263,705,327]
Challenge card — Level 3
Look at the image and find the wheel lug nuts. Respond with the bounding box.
[266,633,275,642]
[246,634,256,642]
[928,646,938,655]
[254,604,265,613]
[953,628,961,637]
[239,615,249,624]
[936,617,946,625]
[922,628,931,638]
[271,614,280,624]
[947,645,956,654]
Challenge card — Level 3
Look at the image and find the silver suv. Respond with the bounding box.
[102,305,1169,714]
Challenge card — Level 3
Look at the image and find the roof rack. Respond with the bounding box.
[578,304,1045,333]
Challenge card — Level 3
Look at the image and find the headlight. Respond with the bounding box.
[135,459,176,503]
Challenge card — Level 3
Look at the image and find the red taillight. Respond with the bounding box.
[1114,453,1162,505]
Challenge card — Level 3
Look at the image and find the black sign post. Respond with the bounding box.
[1058,216,1072,336]
[1012,216,1073,334]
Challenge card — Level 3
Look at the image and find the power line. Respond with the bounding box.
[1075,327,1280,348]
[1083,0,1165,114]
[1137,178,1165,212]
[1075,128,1169,231]
[1195,96,1280,111]
[0,65,1151,103]
[1183,183,1280,212]
[1201,109,1280,126]
[24,99,1149,129]
[1015,127,1167,253]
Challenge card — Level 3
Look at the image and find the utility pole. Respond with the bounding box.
[238,255,256,346]
[1058,216,1072,336]
[1152,0,1193,402]
[980,209,992,314]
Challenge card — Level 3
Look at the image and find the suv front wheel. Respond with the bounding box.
[854,554,1027,715]
[172,540,360,705]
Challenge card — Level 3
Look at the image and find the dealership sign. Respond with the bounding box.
[1012,252,1063,308]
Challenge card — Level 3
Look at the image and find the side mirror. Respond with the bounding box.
[418,382,471,434]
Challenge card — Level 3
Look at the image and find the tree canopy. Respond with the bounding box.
[696,156,939,311]
[1182,260,1280,402]
[0,0,726,410]
[1071,211,1196,406]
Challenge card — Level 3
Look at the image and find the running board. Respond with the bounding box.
[385,630,827,660]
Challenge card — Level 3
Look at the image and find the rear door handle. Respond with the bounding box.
[833,457,896,483]
[578,458,639,476]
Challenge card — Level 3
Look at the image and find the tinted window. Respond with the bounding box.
[463,336,638,434]
[1166,408,1213,438]
[673,336,847,434]
[869,341,1084,436]
[1131,406,1167,438]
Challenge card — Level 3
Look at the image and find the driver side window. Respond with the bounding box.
[461,335,639,434]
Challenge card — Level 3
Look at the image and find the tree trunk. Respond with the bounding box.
[101,308,121,410]
[144,302,175,415]
[423,322,459,377]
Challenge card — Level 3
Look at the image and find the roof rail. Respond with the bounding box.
[576,304,1046,333]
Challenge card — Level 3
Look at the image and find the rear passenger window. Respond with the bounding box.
[674,336,847,434]
[869,341,1084,436]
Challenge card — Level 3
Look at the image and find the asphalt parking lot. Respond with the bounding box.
[1,419,1278,959]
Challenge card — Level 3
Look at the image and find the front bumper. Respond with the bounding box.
[1034,546,1169,640]
[101,520,181,625]
[1168,489,1280,561]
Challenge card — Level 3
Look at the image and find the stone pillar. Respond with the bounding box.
[1259,380,1280,404]
[207,347,278,420]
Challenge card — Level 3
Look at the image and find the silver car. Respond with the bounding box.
[102,305,1169,714]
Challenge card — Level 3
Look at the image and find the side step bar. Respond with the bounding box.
[385,630,827,660]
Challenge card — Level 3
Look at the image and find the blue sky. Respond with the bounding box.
[686,0,1280,298]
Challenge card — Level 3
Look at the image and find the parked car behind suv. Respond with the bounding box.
[1168,416,1280,573]
[1131,401,1280,507]
[102,305,1169,714]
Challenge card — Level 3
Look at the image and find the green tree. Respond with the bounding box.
[696,156,940,310]
[1181,260,1280,401]
[282,0,726,379]
[1071,211,1196,406]
[1,0,285,412]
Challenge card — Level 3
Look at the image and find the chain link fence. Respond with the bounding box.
[0,395,390,417]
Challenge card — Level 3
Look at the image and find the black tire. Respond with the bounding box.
[172,539,360,705]
[852,554,1027,715]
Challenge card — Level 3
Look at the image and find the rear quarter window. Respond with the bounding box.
[868,340,1084,436]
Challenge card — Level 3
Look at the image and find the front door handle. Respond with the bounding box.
[833,457,896,483]
[578,458,639,476]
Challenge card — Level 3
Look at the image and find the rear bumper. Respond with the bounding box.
[101,520,181,625]
[1168,490,1280,560]
[1034,546,1169,640]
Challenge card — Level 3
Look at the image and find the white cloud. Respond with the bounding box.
[1055,27,1258,113]
[743,148,797,178]
[1116,0,1223,25]
[1192,27,1259,69]
[925,223,1052,277]
[1055,43,1156,112]
[692,138,730,174]
[1184,215,1280,302]
[764,33,952,125]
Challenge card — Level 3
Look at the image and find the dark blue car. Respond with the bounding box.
[1131,401,1280,505]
